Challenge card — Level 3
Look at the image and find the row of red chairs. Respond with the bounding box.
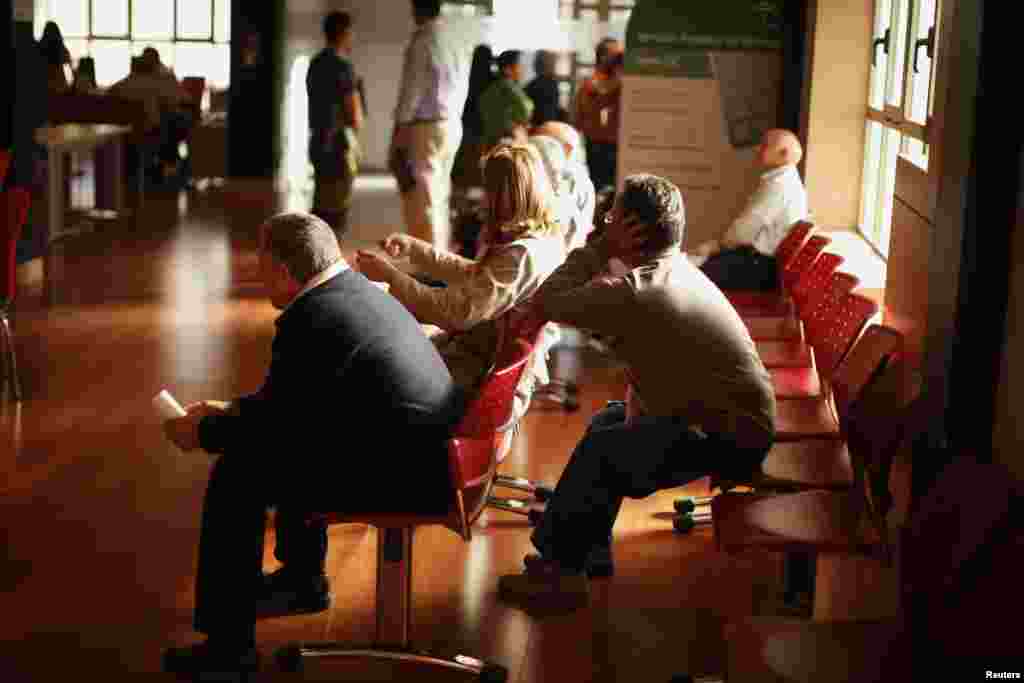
[1,180,32,402]
[681,222,924,679]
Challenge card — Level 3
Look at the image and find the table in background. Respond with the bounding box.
[34,124,131,244]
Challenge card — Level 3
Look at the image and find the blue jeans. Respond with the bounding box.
[531,402,768,572]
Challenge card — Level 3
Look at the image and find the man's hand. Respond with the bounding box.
[355,250,398,283]
[608,219,648,265]
[163,411,205,452]
[379,233,413,260]
[184,400,233,418]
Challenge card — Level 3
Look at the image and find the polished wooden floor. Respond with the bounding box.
[3,175,805,681]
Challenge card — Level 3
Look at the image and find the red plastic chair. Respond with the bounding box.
[0,150,10,186]
[1,188,31,402]
[731,235,832,319]
[279,338,534,680]
[773,324,902,441]
[755,253,846,368]
[724,221,817,313]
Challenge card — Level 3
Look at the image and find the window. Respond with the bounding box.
[442,0,494,17]
[559,0,634,22]
[859,0,940,256]
[35,0,231,88]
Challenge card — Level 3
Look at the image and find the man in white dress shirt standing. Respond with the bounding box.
[689,129,809,290]
[391,0,469,251]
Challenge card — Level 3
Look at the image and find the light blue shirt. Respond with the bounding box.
[394,19,469,124]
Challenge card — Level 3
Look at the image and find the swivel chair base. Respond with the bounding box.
[276,644,507,681]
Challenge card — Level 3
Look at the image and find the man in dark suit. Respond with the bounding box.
[161,212,465,677]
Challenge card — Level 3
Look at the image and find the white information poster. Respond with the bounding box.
[617,1,785,248]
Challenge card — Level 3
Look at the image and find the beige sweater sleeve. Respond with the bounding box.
[388,245,530,332]
[533,240,634,335]
[405,237,478,284]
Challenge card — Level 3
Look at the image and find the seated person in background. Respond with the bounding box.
[498,175,776,608]
[108,48,192,178]
[532,121,596,252]
[525,50,565,127]
[162,212,464,677]
[356,143,567,395]
[689,129,809,290]
[479,50,535,152]
[71,56,98,94]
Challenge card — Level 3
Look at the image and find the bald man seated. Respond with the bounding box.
[690,129,809,291]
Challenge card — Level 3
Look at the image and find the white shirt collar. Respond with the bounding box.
[281,260,349,314]
[761,164,799,182]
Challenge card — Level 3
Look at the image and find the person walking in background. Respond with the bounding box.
[452,44,497,190]
[391,0,470,251]
[478,50,534,152]
[307,11,364,240]
[525,50,565,128]
[574,37,623,192]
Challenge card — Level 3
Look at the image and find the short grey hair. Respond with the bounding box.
[619,174,686,254]
[261,212,341,284]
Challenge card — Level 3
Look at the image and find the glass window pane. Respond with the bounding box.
[902,136,928,170]
[92,0,129,36]
[214,0,231,43]
[177,0,213,39]
[860,120,884,238]
[875,127,901,257]
[885,0,909,109]
[175,42,229,89]
[907,0,936,124]
[133,0,174,41]
[91,40,133,86]
[49,0,89,37]
[868,0,891,109]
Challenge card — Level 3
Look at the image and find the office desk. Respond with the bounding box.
[34,124,131,244]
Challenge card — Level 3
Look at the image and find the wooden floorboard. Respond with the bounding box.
[2,177,784,681]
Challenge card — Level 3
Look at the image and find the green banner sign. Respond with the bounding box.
[625,0,784,73]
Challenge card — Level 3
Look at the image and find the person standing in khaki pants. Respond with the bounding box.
[391,0,469,253]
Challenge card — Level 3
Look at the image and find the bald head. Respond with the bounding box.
[533,121,582,163]
[758,129,803,169]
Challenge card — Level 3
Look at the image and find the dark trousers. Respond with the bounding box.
[531,403,769,572]
[192,455,327,639]
[585,140,618,193]
[700,246,779,291]
[192,442,451,640]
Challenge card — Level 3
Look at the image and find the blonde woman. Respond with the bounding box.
[356,143,567,392]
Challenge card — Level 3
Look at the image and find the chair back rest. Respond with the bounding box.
[841,353,915,562]
[1,188,32,303]
[0,150,10,186]
[447,338,535,539]
[773,220,815,271]
[831,324,903,421]
[809,292,881,378]
[800,270,859,337]
[792,252,844,314]
[781,234,830,292]
[181,76,206,106]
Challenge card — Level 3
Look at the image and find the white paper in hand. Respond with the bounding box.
[153,389,187,420]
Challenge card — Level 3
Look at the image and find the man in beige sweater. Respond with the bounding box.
[498,174,776,610]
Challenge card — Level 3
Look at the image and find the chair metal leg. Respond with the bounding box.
[276,526,508,681]
[0,312,21,402]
